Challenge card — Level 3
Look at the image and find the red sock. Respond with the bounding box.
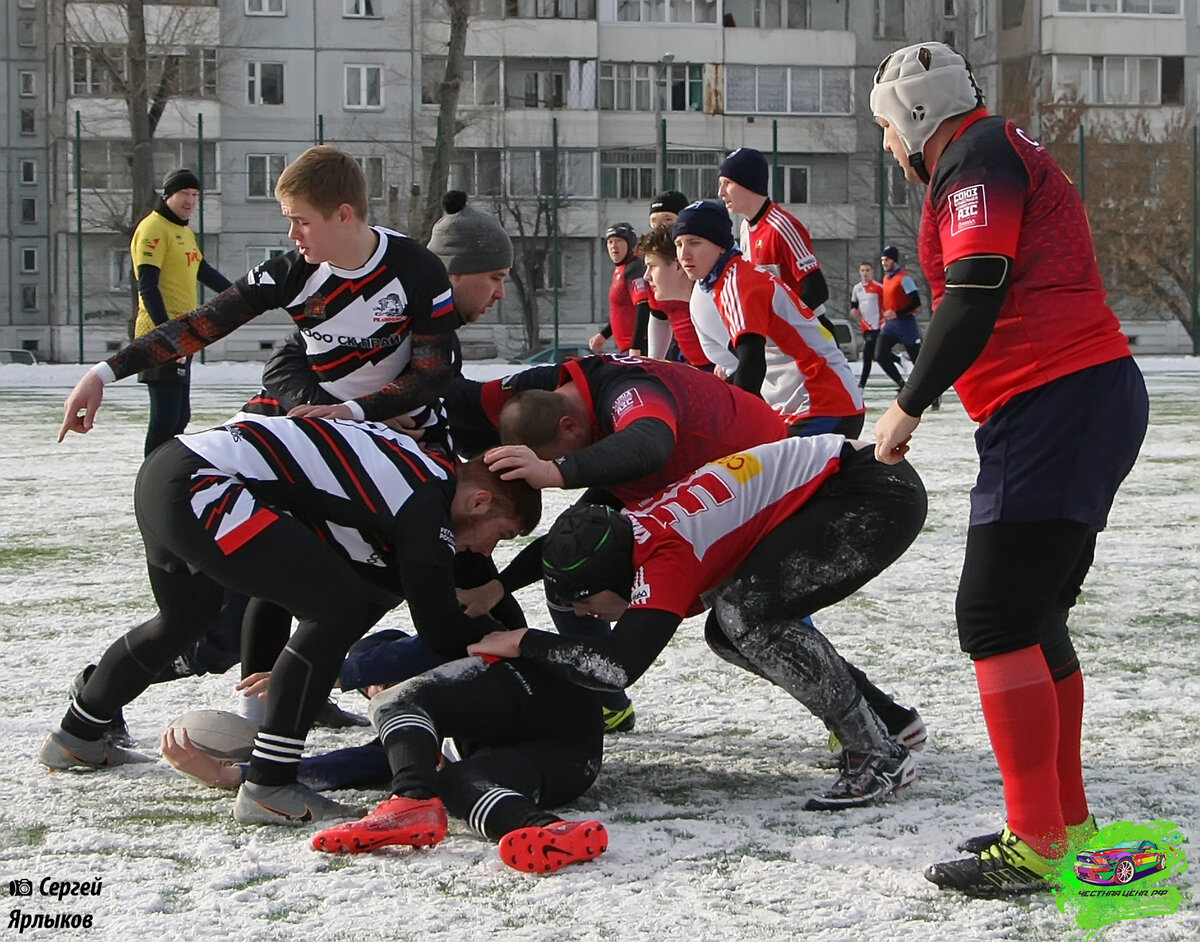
[974,646,1066,858]
[1054,669,1089,826]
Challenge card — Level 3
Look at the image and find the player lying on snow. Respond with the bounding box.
[38,414,540,827]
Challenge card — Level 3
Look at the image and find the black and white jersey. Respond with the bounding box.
[176,415,459,571]
[238,227,455,402]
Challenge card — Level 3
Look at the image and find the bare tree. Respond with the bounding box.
[494,196,557,354]
[415,0,471,243]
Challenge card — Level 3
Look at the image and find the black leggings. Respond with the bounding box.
[371,657,603,840]
[80,441,396,754]
[705,447,928,747]
[956,520,1094,672]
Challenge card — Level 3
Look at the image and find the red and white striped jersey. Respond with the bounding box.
[692,258,863,424]
[850,280,885,333]
[623,435,848,617]
[176,415,457,569]
[741,203,821,302]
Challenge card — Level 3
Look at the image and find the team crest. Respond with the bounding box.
[305,293,328,320]
[373,292,409,324]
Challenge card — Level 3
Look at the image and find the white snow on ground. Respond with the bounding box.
[0,357,1196,942]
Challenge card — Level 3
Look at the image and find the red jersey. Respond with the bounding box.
[742,203,822,302]
[481,354,787,504]
[648,295,712,368]
[624,435,847,617]
[608,256,651,351]
[705,257,864,424]
[919,111,1131,422]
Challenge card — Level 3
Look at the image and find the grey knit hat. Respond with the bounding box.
[427,191,513,274]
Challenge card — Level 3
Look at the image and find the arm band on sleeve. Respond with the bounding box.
[799,268,830,312]
[198,260,233,293]
[600,323,613,340]
[136,265,170,326]
[90,362,116,385]
[555,416,676,490]
[731,333,767,398]
[896,254,1011,416]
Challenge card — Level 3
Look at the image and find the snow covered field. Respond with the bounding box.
[1,359,1196,942]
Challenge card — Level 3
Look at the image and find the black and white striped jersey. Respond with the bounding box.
[237,227,455,404]
[176,415,459,572]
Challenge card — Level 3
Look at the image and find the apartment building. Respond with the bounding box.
[5,1,1192,360]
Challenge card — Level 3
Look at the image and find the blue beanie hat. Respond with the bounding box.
[718,147,769,197]
[881,245,901,263]
[671,200,735,250]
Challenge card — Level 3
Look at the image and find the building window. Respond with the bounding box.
[447,149,504,196]
[345,65,383,109]
[19,71,36,97]
[246,246,288,269]
[247,0,286,13]
[1053,55,1166,105]
[21,286,38,311]
[21,248,39,274]
[71,46,127,96]
[665,151,719,200]
[248,62,285,105]
[355,156,386,199]
[110,250,132,291]
[723,0,810,28]
[21,160,36,185]
[247,154,287,199]
[508,149,595,197]
[876,0,905,37]
[725,65,852,115]
[615,0,717,23]
[944,0,957,13]
[943,28,958,47]
[600,149,656,200]
[776,164,810,204]
[598,62,704,112]
[423,57,501,107]
[159,48,218,98]
[18,19,36,47]
[20,109,36,135]
[974,0,988,35]
[504,0,596,15]
[1057,0,1178,11]
[344,0,380,16]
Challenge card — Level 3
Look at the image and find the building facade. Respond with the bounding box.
[2,0,1193,361]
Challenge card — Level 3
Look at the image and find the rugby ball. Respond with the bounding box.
[166,710,257,763]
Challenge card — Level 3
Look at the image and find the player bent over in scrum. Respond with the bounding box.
[309,655,607,874]
[471,436,928,811]
[39,415,538,826]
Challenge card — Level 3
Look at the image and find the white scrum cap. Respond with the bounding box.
[870,42,984,170]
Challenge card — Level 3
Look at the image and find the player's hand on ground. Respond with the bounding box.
[484,445,564,489]
[468,628,528,660]
[288,403,354,421]
[160,727,242,790]
[236,671,271,701]
[457,579,505,618]
[874,400,921,465]
[59,371,105,442]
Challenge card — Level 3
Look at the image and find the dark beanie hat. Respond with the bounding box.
[671,200,735,250]
[718,147,769,197]
[881,245,901,262]
[649,190,689,216]
[427,191,513,275]
[162,168,201,197]
[542,504,635,606]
